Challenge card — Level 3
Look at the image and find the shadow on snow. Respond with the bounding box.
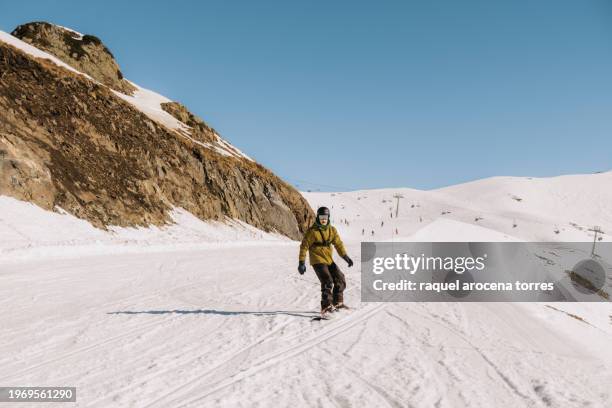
[107,309,315,318]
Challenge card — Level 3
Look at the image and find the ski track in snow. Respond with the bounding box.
[1,172,612,407]
[1,245,611,407]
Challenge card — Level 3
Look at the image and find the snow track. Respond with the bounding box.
[2,244,610,407]
[161,304,388,408]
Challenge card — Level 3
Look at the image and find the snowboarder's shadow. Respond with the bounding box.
[107,309,315,318]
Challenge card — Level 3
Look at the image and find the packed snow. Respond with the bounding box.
[1,172,611,407]
[0,196,289,263]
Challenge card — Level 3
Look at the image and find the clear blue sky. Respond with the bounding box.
[2,0,611,191]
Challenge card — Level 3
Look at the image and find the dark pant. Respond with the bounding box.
[313,263,346,309]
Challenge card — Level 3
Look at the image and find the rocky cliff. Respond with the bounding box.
[0,23,314,239]
[11,22,136,95]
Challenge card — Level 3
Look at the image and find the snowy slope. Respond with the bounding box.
[1,171,611,407]
[1,239,610,407]
[303,171,612,243]
[0,196,289,263]
[0,28,250,161]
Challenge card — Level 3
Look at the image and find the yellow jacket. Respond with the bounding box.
[299,224,347,266]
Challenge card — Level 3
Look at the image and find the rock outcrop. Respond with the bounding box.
[161,101,218,145]
[0,27,314,239]
[11,22,136,95]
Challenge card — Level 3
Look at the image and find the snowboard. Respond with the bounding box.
[311,305,350,321]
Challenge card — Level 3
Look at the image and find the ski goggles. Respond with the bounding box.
[318,214,329,221]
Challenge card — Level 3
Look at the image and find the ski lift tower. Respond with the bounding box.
[393,194,404,218]
[589,225,604,257]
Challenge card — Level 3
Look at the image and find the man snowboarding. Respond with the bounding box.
[298,207,353,318]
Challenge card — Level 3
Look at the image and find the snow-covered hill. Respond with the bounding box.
[304,171,612,243]
[3,171,609,261]
[0,196,290,263]
[1,172,611,407]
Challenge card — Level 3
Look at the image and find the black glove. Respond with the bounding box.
[343,255,353,267]
[298,261,306,275]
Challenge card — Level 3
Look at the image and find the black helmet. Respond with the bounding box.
[316,207,330,225]
[317,207,330,217]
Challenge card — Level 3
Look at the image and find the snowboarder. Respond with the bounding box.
[298,207,353,317]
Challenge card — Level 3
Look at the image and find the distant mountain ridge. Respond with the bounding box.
[0,22,313,239]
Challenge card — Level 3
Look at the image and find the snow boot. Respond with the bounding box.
[333,302,349,311]
[320,304,336,319]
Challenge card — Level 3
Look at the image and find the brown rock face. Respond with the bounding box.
[161,101,217,144]
[0,39,314,239]
[11,22,136,95]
